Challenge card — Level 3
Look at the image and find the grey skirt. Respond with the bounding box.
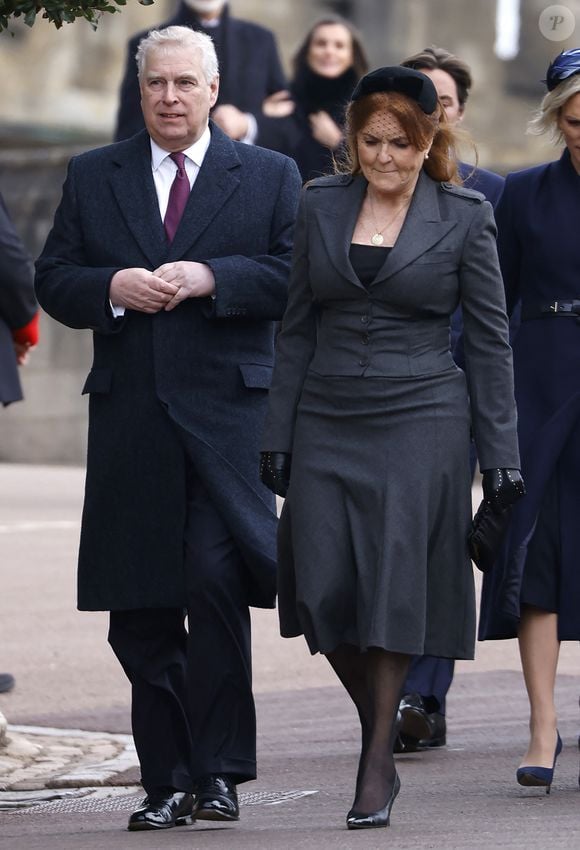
[277,367,476,659]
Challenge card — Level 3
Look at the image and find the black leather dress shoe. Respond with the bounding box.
[127,790,194,831]
[418,711,446,748]
[398,693,447,749]
[192,774,239,822]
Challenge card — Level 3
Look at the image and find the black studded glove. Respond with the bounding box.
[259,451,292,498]
[482,468,526,515]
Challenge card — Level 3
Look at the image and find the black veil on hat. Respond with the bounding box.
[350,66,438,114]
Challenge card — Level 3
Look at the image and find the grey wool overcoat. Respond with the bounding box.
[35,123,301,612]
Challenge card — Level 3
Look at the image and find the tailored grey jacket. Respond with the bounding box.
[263,170,520,471]
[35,124,301,611]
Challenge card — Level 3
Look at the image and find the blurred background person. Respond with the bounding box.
[0,190,38,406]
[260,66,523,829]
[478,47,580,793]
[114,0,287,145]
[0,187,39,695]
[394,44,506,754]
[260,15,368,182]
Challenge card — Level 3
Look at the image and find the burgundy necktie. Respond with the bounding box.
[164,152,190,244]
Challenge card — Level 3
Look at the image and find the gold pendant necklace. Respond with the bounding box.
[368,193,409,246]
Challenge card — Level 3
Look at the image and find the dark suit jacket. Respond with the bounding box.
[114,3,286,143]
[0,192,36,405]
[262,171,520,471]
[35,123,301,611]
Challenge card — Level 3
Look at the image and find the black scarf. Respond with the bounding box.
[290,66,359,125]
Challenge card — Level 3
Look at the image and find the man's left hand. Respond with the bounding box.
[154,261,216,310]
[211,104,250,140]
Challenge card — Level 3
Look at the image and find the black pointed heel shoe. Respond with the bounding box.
[346,772,401,830]
[516,731,562,795]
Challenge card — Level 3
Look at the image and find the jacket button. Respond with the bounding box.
[361,315,369,324]
[359,358,368,367]
[361,334,370,345]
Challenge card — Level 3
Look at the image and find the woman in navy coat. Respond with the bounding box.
[479,48,580,792]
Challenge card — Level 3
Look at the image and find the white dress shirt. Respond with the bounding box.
[150,126,211,220]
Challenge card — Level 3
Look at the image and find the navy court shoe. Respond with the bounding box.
[516,731,562,794]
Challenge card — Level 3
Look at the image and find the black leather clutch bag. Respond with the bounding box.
[467,501,512,573]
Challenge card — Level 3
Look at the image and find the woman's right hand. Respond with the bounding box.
[260,451,292,497]
[262,90,296,118]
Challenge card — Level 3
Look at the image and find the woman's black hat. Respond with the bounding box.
[350,66,438,114]
[544,48,580,91]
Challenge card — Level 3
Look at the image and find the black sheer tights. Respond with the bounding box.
[327,644,410,813]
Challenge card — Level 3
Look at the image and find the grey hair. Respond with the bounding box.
[136,25,219,84]
[527,73,580,144]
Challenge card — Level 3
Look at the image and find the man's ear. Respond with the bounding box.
[210,75,220,108]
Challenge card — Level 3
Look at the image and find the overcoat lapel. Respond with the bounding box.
[168,125,241,260]
[377,172,457,281]
[110,131,167,269]
[109,125,242,267]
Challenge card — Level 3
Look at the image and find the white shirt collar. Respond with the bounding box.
[150,125,212,172]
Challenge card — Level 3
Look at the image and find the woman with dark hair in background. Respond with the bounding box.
[261,15,368,182]
[478,48,580,794]
[260,66,523,829]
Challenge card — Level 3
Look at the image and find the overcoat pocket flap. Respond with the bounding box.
[81,368,113,395]
[239,363,273,389]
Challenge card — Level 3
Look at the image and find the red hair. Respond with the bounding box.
[339,91,461,183]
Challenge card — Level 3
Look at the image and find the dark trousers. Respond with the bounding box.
[108,467,256,795]
[403,655,455,715]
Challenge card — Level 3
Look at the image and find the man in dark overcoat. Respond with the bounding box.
[395,45,506,753]
[35,25,301,832]
[115,0,286,145]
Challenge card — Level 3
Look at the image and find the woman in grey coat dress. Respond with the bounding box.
[260,67,524,830]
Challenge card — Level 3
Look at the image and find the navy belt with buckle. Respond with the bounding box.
[521,300,580,321]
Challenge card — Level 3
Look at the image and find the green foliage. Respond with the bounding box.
[0,0,155,32]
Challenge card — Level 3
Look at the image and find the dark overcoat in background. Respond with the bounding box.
[0,192,36,405]
[479,149,580,641]
[35,124,301,612]
[114,3,286,143]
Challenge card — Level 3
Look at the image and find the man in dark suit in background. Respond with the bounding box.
[395,45,506,753]
[0,189,39,695]
[36,26,301,831]
[115,0,287,144]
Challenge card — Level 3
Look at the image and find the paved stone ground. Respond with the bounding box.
[1,464,579,848]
